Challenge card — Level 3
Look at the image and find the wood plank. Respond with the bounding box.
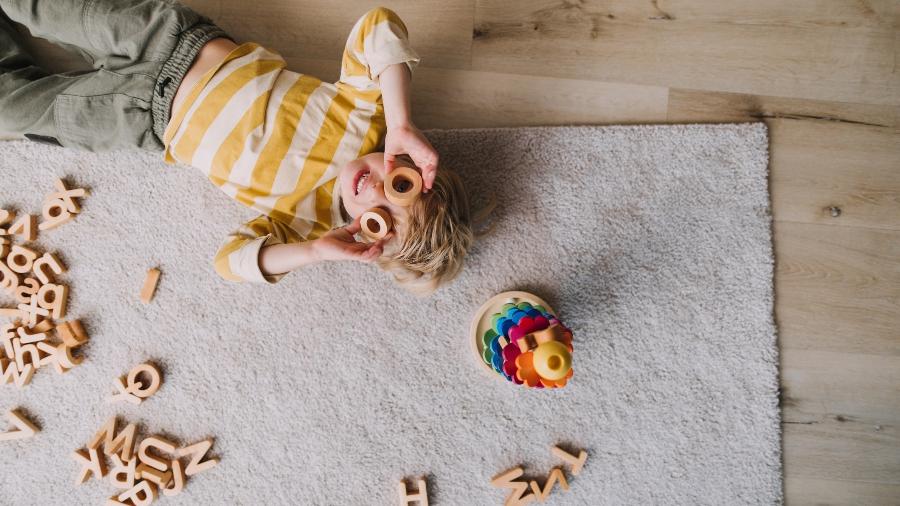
[781,349,900,424]
[668,89,900,128]
[217,0,476,71]
[473,0,900,105]
[775,222,900,356]
[769,119,900,231]
[280,57,670,128]
[783,416,899,485]
[785,476,900,506]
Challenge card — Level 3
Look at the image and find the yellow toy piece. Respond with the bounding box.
[532,341,572,381]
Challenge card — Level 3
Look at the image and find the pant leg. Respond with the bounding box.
[0,0,231,152]
[0,0,221,70]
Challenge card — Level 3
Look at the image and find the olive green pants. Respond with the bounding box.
[0,0,232,151]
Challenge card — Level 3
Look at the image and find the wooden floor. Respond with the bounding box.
[13,1,900,504]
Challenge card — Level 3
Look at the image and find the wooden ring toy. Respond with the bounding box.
[360,207,393,241]
[384,166,423,207]
[470,291,555,375]
[532,341,572,381]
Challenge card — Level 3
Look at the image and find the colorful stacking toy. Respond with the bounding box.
[471,292,574,388]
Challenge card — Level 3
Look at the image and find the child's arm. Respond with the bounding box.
[258,217,391,276]
[380,63,438,192]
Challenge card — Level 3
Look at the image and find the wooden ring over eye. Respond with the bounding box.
[384,166,423,206]
[361,207,393,241]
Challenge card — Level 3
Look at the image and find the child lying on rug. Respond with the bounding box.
[0,1,475,294]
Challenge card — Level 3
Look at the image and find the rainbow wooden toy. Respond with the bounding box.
[470,291,574,388]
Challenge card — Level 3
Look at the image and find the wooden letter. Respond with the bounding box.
[32,252,66,284]
[117,480,157,506]
[140,268,161,304]
[137,462,173,488]
[1,358,34,387]
[17,296,49,327]
[491,467,535,506]
[36,283,68,319]
[176,438,218,476]
[109,376,142,405]
[50,179,87,214]
[138,436,177,472]
[108,454,137,489]
[0,259,20,293]
[551,447,588,476]
[126,363,162,399]
[13,338,40,370]
[0,209,14,235]
[161,459,185,497]
[8,214,36,242]
[0,409,40,441]
[14,278,41,304]
[88,416,137,461]
[39,199,74,230]
[529,468,569,501]
[73,447,108,485]
[398,478,429,506]
[17,326,46,344]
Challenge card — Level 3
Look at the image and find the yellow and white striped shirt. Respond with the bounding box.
[162,8,419,283]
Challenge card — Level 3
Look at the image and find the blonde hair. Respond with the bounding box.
[377,167,493,295]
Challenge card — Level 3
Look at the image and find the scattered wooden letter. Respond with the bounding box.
[140,268,161,304]
[551,446,588,476]
[0,409,39,441]
[176,438,218,476]
[398,478,429,506]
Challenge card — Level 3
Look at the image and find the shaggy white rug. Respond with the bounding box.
[0,123,780,505]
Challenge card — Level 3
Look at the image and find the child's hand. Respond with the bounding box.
[313,216,393,263]
[384,124,439,192]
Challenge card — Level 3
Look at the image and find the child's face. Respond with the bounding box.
[339,152,413,233]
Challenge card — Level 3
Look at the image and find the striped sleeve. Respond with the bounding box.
[214,215,305,284]
[339,7,420,90]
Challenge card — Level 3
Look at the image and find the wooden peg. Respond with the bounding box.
[117,480,157,506]
[7,214,36,242]
[108,454,138,489]
[14,278,41,304]
[36,282,68,319]
[126,363,162,399]
[50,178,88,214]
[17,326,46,344]
[176,438,218,476]
[88,417,137,461]
[491,467,535,506]
[109,376,142,405]
[39,198,74,230]
[0,409,39,441]
[138,436,177,472]
[528,468,569,502]
[398,478,429,506]
[17,296,49,327]
[140,268,161,304]
[161,459,185,497]
[73,447,108,485]
[551,447,587,476]
[1,358,34,387]
[32,252,66,284]
[0,209,14,235]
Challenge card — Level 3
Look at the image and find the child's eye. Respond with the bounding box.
[395,180,413,192]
